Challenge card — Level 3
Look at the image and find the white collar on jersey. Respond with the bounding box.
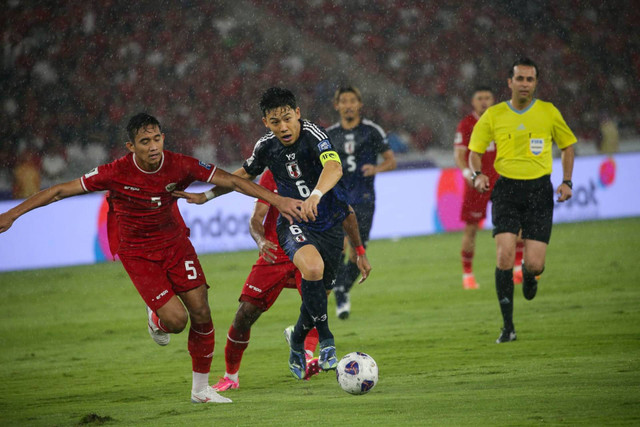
[133,152,165,174]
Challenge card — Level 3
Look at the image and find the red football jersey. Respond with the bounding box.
[81,151,217,254]
[256,169,290,264]
[454,112,498,179]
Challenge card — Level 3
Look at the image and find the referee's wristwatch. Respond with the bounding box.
[471,171,484,183]
[562,180,573,189]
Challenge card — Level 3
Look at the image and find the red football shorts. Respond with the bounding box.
[461,182,493,224]
[239,261,302,311]
[119,237,208,312]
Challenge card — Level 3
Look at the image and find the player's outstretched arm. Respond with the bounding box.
[342,206,371,284]
[249,200,278,264]
[301,159,343,222]
[209,168,303,224]
[0,179,85,234]
[172,167,246,204]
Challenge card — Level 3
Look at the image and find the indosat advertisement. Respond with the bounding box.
[0,153,637,272]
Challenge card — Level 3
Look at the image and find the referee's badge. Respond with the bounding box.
[530,138,544,156]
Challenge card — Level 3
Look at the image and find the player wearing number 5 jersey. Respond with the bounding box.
[0,113,303,404]
[326,86,396,319]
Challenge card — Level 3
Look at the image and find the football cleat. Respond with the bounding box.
[305,357,321,380]
[146,306,170,346]
[212,377,239,391]
[191,386,232,403]
[283,325,294,347]
[336,293,351,320]
[319,345,338,371]
[462,273,479,290]
[496,328,517,344]
[513,267,523,285]
[523,275,538,300]
[289,348,307,380]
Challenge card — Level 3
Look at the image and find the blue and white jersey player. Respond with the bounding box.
[237,87,371,379]
[326,86,396,320]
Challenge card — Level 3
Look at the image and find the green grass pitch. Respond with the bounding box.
[0,218,638,426]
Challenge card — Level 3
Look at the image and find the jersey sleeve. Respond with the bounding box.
[468,112,493,154]
[182,155,217,183]
[256,169,277,206]
[454,118,471,148]
[374,126,391,154]
[243,138,268,177]
[80,163,113,192]
[551,105,577,149]
[306,124,341,166]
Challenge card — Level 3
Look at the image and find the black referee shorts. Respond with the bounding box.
[277,221,344,291]
[491,175,554,244]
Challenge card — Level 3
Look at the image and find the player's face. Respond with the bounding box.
[262,106,301,146]
[471,91,494,116]
[508,65,538,105]
[126,124,164,171]
[335,92,362,123]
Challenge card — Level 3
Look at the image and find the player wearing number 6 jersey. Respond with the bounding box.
[183,88,371,379]
[0,113,303,404]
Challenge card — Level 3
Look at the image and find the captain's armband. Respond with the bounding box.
[319,151,341,166]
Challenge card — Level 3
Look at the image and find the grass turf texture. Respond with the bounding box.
[0,218,638,426]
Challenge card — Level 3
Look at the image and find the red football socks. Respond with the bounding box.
[188,320,215,374]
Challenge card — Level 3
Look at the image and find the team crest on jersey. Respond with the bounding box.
[198,161,212,170]
[530,138,544,156]
[286,161,302,178]
[165,183,177,192]
[295,234,307,243]
[317,139,331,151]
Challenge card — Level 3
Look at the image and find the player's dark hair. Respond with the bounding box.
[259,87,297,117]
[333,86,362,103]
[472,86,493,96]
[127,113,162,142]
[509,57,539,79]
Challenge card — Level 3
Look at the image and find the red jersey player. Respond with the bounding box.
[454,87,503,289]
[175,169,370,389]
[0,113,303,404]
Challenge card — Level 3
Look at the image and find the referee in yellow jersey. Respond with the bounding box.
[468,58,577,344]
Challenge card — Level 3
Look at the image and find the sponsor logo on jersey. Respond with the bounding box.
[286,161,302,178]
[124,185,140,191]
[345,133,355,141]
[246,284,263,293]
[317,139,331,151]
[295,234,307,243]
[530,138,544,155]
[165,183,177,192]
[153,289,169,301]
[286,153,296,161]
[198,161,212,170]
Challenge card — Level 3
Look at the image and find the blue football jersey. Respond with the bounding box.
[243,120,349,231]
[326,118,390,205]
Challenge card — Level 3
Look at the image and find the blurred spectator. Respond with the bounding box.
[599,113,619,154]
[13,147,40,199]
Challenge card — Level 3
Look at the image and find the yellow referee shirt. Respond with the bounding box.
[469,99,577,180]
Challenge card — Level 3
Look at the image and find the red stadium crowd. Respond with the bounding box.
[2,0,638,198]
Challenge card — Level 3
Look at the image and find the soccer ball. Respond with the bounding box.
[336,352,378,395]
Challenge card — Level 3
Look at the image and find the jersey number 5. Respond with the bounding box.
[185,260,197,280]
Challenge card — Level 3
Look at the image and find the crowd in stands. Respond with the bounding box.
[2,0,638,199]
